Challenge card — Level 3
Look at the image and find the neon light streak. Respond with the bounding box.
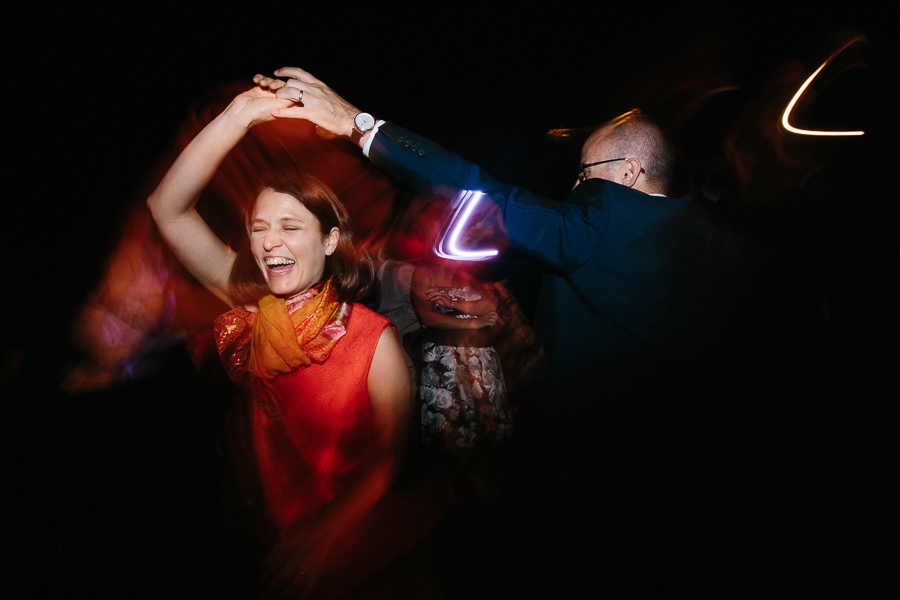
[433,190,500,261]
[781,37,866,137]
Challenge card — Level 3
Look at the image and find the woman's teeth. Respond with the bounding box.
[265,257,295,272]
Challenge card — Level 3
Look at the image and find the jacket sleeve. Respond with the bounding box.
[368,123,606,272]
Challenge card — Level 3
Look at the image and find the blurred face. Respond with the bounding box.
[249,189,339,297]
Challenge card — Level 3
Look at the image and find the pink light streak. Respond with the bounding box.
[433,190,500,261]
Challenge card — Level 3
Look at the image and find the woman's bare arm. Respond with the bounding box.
[147,86,291,306]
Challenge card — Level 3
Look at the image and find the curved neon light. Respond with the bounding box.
[781,37,866,137]
[433,190,499,261]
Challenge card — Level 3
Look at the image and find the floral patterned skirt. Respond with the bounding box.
[419,342,513,450]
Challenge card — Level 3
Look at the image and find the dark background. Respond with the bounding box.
[3,2,895,597]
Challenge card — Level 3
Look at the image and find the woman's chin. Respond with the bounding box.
[266,280,311,298]
[266,281,295,297]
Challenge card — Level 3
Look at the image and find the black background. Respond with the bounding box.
[3,2,896,597]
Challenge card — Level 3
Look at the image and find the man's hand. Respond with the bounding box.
[253,67,364,144]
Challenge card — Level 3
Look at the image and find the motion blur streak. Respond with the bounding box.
[781,36,866,137]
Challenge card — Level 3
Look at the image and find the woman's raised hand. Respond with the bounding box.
[223,85,294,128]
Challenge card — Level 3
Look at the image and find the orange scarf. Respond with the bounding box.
[248,279,351,379]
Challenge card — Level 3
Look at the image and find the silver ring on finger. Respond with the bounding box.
[294,89,303,103]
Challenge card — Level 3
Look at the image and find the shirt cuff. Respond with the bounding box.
[362,120,386,158]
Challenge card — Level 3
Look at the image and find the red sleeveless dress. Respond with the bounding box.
[214,302,392,547]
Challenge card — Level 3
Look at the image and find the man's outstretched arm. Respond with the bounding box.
[254,67,604,271]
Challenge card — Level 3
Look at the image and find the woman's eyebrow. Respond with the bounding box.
[250,216,305,225]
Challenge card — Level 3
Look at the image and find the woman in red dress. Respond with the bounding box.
[147,84,410,598]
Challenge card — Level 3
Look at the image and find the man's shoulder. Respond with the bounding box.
[570,180,703,212]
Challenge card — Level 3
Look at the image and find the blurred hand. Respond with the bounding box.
[477,311,499,328]
[424,288,454,308]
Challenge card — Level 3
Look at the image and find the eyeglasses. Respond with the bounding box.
[577,158,645,183]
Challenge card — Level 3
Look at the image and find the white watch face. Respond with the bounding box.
[355,112,375,132]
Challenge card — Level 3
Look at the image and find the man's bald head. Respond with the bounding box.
[580,113,675,195]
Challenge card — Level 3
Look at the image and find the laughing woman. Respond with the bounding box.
[147,84,410,598]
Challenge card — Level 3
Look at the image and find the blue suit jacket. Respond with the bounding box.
[370,123,713,379]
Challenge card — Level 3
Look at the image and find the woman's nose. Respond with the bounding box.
[263,230,282,251]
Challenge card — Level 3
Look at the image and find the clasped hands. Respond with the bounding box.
[425,288,499,328]
[253,67,364,143]
[424,288,458,309]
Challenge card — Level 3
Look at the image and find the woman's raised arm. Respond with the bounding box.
[147,86,292,306]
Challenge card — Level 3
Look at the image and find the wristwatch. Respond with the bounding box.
[351,112,376,144]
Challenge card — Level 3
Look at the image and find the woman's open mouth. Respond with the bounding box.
[265,256,295,275]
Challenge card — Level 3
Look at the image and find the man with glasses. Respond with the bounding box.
[254,68,713,384]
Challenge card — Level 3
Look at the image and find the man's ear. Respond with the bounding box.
[620,158,643,189]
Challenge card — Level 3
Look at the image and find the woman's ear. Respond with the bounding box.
[324,227,340,255]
